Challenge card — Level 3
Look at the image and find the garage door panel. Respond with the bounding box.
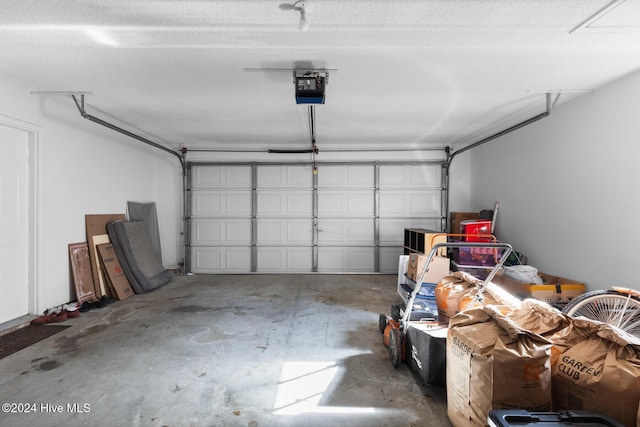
[257,165,312,188]
[317,191,373,216]
[408,191,440,216]
[257,191,312,216]
[192,246,251,273]
[378,192,405,215]
[318,165,373,187]
[192,165,251,188]
[286,193,312,215]
[379,219,441,245]
[379,247,404,273]
[318,219,374,244]
[379,219,405,245]
[193,191,252,216]
[257,247,312,271]
[347,192,373,215]
[192,219,251,244]
[317,247,374,272]
[408,165,440,187]
[257,219,312,243]
[379,164,441,188]
[379,190,440,216]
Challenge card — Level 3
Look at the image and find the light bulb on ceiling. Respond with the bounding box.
[280,1,312,31]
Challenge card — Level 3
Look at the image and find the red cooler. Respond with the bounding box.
[460,219,492,241]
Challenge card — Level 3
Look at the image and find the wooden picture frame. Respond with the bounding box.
[69,242,97,304]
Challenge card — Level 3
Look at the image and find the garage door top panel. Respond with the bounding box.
[192,165,251,188]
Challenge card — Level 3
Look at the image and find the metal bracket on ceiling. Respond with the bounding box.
[72,93,87,116]
[67,93,184,167]
[31,90,93,96]
[544,91,563,112]
[30,91,93,114]
[448,92,555,162]
[243,67,336,75]
[528,88,593,112]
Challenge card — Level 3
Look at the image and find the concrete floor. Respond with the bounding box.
[0,274,451,427]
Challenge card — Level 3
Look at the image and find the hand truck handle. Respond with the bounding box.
[429,233,498,245]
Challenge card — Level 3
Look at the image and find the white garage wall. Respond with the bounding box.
[0,79,182,314]
[469,69,640,291]
[447,150,472,212]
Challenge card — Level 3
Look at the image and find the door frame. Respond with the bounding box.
[0,113,40,317]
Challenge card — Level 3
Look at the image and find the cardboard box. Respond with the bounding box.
[406,254,450,284]
[424,232,448,257]
[85,214,126,297]
[493,272,585,303]
[449,212,480,235]
[92,234,111,298]
[97,243,135,300]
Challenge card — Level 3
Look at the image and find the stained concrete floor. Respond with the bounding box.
[0,274,451,427]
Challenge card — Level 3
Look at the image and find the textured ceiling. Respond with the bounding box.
[1,0,640,153]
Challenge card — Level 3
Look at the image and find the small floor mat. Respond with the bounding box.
[0,325,71,360]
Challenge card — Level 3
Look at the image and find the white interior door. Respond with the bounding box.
[0,124,29,323]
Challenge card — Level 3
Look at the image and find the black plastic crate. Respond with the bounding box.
[487,410,624,427]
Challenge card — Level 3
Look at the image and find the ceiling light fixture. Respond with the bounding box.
[279,1,313,32]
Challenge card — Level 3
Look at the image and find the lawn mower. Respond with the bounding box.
[379,240,513,367]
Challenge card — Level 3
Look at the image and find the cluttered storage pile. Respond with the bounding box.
[390,267,640,427]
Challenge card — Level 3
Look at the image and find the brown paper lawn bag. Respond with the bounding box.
[446,304,552,427]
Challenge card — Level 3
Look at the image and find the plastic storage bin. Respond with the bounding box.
[406,295,438,321]
[460,219,492,241]
[487,410,624,427]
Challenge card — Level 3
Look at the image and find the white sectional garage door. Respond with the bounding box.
[256,165,313,272]
[187,162,443,274]
[188,164,253,273]
[317,164,375,272]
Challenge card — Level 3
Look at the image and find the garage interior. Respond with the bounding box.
[1,1,640,426]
